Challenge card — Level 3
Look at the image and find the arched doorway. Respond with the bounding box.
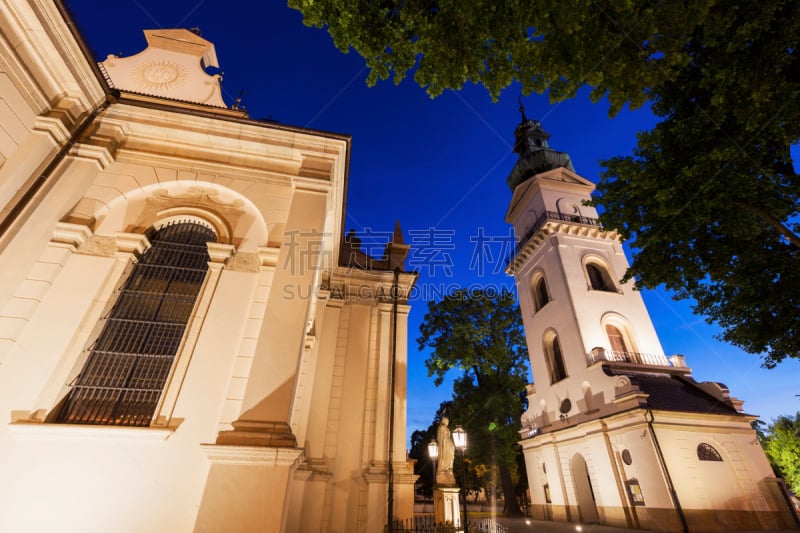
[571,453,599,523]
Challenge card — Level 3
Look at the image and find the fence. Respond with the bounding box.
[388,516,507,533]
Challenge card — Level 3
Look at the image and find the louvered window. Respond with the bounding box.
[606,324,628,353]
[58,222,215,426]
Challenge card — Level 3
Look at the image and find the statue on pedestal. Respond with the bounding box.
[436,416,456,486]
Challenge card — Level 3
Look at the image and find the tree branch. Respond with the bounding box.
[736,202,800,248]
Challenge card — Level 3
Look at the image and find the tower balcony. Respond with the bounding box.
[588,347,688,370]
[508,211,601,269]
[518,210,600,250]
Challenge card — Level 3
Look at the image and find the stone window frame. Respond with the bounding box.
[34,215,234,433]
[582,255,620,293]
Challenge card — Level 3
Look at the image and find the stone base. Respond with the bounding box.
[215,420,297,447]
[434,485,462,530]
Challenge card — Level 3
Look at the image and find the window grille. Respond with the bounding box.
[58,222,215,426]
[697,443,724,461]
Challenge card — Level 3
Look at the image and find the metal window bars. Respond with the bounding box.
[58,222,216,426]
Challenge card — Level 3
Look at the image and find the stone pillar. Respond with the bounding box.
[219,185,328,445]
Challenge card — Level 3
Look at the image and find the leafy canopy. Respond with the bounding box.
[595,0,800,366]
[291,0,800,366]
[417,288,529,515]
[288,0,712,113]
[760,413,800,494]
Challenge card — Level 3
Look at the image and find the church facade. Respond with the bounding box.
[506,116,798,531]
[0,1,415,531]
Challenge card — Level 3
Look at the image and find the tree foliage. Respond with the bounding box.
[417,288,529,516]
[760,413,800,494]
[290,0,800,366]
[595,0,800,366]
[288,0,712,112]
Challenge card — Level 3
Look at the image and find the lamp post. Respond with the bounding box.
[428,438,438,489]
[452,425,468,533]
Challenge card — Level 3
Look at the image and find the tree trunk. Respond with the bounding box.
[500,463,524,516]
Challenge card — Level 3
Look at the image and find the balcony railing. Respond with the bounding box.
[588,348,672,367]
[510,211,600,262]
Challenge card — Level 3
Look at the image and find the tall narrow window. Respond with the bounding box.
[58,222,215,426]
[544,333,568,383]
[586,263,616,292]
[606,324,628,353]
[532,274,550,311]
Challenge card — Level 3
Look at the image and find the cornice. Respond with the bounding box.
[507,221,619,275]
[200,443,304,466]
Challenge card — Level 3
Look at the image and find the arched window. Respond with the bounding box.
[532,273,550,312]
[57,222,216,426]
[697,443,723,461]
[544,332,568,383]
[606,324,628,353]
[586,262,616,292]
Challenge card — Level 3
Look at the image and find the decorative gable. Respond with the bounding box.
[100,29,226,107]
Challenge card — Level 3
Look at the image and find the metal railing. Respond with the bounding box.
[588,348,672,367]
[388,517,507,533]
[510,211,600,262]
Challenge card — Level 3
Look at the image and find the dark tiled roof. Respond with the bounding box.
[620,372,740,415]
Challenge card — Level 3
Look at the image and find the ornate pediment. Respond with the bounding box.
[100,29,226,107]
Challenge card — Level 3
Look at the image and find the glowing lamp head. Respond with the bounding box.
[428,439,439,459]
[452,425,467,451]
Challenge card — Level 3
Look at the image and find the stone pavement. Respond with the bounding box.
[491,517,800,533]
[492,517,649,533]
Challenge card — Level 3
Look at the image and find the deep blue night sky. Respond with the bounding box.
[66,0,799,444]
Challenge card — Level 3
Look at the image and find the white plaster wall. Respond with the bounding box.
[0,258,261,532]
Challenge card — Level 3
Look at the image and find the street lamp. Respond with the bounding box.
[428,438,438,489]
[452,425,468,533]
[428,439,439,461]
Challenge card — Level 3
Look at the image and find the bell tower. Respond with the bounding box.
[506,114,668,421]
[505,111,795,532]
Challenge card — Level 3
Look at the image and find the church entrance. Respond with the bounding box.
[571,453,599,523]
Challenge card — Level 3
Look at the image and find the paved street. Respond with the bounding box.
[493,517,649,533]
[491,516,800,533]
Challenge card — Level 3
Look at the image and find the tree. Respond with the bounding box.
[288,0,711,112]
[595,0,800,366]
[417,288,529,516]
[761,413,800,494]
[290,0,800,366]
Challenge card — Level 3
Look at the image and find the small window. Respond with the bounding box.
[626,479,645,506]
[544,332,567,383]
[697,443,723,461]
[532,274,550,311]
[586,263,616,292]
[622,449,632,465]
